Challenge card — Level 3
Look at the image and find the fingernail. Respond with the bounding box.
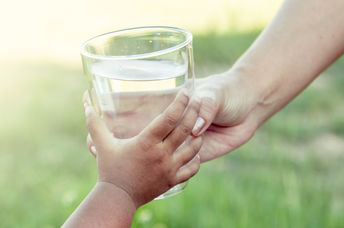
[84,102,88,109]
[192,117,205,136]
[91,146,97,154]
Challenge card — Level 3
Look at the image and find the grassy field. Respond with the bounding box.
[1,30,344,227]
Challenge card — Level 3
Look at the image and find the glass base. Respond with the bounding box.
[154,182,187,200]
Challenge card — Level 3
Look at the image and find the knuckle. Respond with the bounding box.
[192,145,199,154]
[189,160,200,176]
[191,139,202,153]
[154,152,165,164]
[177,95,189,107]
[162,165,177,188]
[195,154,201,163]
[196,136,203,148]
[165,113,178,127]
[180,124,192,135]
[191,163,200,176]
[137,137,153,151]
[166,176,176,188]
[152,145,167,164]
[200,97,218,118]
[191,100,201,112]
[165,145,175,155]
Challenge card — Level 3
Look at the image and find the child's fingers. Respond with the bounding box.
[86,134,97,158]
[83,91,101,157]
[139,89,189,144]
[174,154,201,184]
[173,136,202,168]
[82,90,90,105]
[163,98,200,152]
[85,103,114,154]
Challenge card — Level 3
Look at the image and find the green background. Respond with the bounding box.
[1,1,344,227]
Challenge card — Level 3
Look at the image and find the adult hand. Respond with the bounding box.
[191,71,260,162]
[86,71,261,163]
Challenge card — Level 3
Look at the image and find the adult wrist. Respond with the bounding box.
[229,62,282,128]
[224,64,270,129]
[229,63,266,104]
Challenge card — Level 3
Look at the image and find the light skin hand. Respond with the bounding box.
[191,0,344,162]
[62,1,344,226]
[86,74,257,163]
[63,90,202,228]
[190,72,259,162]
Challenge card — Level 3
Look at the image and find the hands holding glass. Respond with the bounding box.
[80,26,261,201]
[81,27,198,199]
[65,0,344,226]
[81,8,344,202]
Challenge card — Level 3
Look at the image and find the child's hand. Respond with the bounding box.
[83,90,202,208]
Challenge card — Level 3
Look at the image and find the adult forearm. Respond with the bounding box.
[232,0,344,126]
[63,182,136,228]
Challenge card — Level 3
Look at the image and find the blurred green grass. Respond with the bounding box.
[1,30,344,228]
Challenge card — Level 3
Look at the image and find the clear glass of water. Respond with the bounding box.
[80,26,195,199]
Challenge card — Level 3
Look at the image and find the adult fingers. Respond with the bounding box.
[191,77,221,136]
[174,153,200,184]
[164,98,201,152]
[139,89,189,144]
[173,136,202,168]
[82,90,90,104]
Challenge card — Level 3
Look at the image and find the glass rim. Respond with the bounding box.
[80,26,193,60]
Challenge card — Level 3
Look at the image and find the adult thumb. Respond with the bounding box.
[191,96,218,136]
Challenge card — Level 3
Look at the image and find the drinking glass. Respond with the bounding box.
[81,26,195,199]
